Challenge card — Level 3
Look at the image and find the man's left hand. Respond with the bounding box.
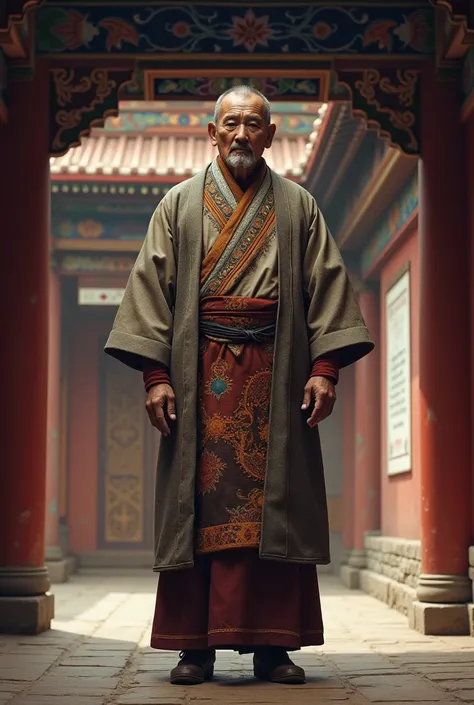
[301,376,336,428]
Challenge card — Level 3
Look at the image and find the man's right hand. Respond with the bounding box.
[145,384,176,436]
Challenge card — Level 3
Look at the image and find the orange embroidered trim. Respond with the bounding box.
[200,159,266,286]
[208,627,302,637]
[152,628,324,640]
[196,522,261,554]
[214,210,276,297]
[216,155,245,201]
[151,633,208,640]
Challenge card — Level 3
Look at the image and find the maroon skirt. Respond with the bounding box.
[151,549,324,651]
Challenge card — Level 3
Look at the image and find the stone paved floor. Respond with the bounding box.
[0,570,473,704]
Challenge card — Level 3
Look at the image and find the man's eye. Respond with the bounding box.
[225,122,236,128]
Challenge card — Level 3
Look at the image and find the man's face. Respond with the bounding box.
[208,93,276,171]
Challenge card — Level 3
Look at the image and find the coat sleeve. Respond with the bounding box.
[303,198,374,369]
[104,196,176,371]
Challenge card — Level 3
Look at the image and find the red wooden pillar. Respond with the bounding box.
[417,69,472,605]
[0,62,54,633]
[340,364,356,563]
[45,267,68,581]
[466,114,474,549]
[349,287,380,569]
[467,106,474,609]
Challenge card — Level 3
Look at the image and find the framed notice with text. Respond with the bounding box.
[386,267,412,475]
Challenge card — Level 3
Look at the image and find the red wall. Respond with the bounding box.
[67,320,105,553]
[380,225,421,539]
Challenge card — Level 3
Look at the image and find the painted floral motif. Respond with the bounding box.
[198,450,226,495]
[97,18,139,51]
[41,8,138,53]
[363,19,398,52]
[37,5,434,56]
[154,76,323,100]
[227,9,273,52]
[57,220,75,237]
[77,219,104,238]
[312,22,333,40]
[51,9,99,50]
[172,21,191,39]
[60,255,136,273]
[394,10,434,53]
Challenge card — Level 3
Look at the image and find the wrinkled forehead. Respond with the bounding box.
[219,93,267,119]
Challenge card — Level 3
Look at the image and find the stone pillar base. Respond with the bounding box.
[468,604,474,637]
[340,564,360,589]
[0,566,50,596]
[0,594,54,635]
[409,600,470,636]
[416,573,472,603]
[45,545,63,562]
[46,557,76,584]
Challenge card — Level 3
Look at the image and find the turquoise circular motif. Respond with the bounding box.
[210,378,228,398]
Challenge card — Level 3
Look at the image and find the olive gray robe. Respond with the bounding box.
[105,165,374,571]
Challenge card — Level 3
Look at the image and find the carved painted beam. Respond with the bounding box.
[336,67,421,156]
[35,4,434,59]
[432,0,474,68]
[49,66,135,155]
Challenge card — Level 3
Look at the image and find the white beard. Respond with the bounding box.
[225,150,256,169]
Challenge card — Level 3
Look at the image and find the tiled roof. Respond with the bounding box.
[49,132,313,181]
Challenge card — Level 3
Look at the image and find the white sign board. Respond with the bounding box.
[386,269,411,475]
[78,287,125,306]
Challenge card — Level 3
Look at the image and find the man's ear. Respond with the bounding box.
[208,122,218,146]
[265,123,277,149]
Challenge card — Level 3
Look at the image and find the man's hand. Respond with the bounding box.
[301,376,336,428]
[145,384,176,436]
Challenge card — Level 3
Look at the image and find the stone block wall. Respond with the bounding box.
[360,535,421,615]
[365,535,421,588]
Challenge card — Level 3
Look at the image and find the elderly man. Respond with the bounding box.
[105,86,373,686]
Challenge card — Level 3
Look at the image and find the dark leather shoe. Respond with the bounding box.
[169,649,215,685]
[253,647,306,684]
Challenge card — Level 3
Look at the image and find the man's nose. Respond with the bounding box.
[234,124,249,141]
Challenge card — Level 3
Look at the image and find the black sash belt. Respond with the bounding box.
[200,320,276,343]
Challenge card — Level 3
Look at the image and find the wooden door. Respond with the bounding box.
[99,351,156,550]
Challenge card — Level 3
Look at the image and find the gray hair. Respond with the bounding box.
[213,85,271,125]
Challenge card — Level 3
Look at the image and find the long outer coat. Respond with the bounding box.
[105,166,374,572]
